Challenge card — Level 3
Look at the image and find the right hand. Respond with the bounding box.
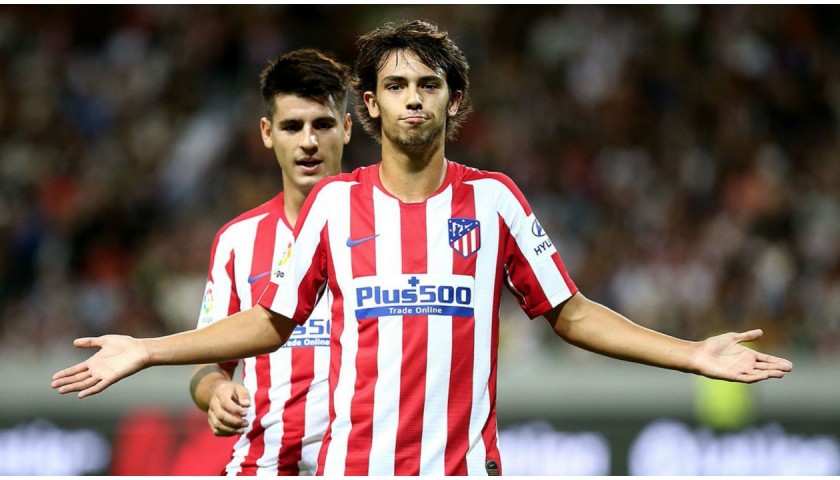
[51,335,149,398]
[207,381,252,436]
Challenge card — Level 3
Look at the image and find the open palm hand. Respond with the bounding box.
[51,335,148,398]
[690,329,793,384]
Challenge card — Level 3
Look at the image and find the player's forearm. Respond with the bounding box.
[143,305,292,366]
[548,293,700,373]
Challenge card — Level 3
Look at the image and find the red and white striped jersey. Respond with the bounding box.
[259,161,578,476]
[197,192,330,476]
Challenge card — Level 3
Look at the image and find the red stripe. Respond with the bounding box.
[346,323,378,475]
[224,251,240,315]
[238,210,280,473]
[479,218,507,473]
[350,184,377,279]
[344,183,378,474]
[318,231,342,475]
[277,347,316,475]
[502,218,569,318]
[257,281,278,311]
[394,203,428,475]
[294,234,328,325]
[445,182,477,475]
[236,354,271,475]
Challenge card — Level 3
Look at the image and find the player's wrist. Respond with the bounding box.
[684,340,705,375]
[190,369,220,407]
[137,338,154,367]
[210,377,235,395]
[195,377,233,410]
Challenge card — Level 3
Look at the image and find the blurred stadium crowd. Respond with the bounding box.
[0,5,838,360]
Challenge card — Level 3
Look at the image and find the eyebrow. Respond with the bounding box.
[277,116,338,126]
[382,74,444,83]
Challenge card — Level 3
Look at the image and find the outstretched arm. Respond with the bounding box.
[545,292,793,383]
[51,305,295,398]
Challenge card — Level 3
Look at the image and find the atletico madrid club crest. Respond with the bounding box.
[448,218,481,258]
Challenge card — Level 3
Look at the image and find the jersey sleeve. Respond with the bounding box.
[258,182,332,325]
[494,175,578,318]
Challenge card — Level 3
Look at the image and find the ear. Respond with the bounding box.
[447,90,463,117]
[363,91,380,118]
[342,112,352,144]
[260,117,273,149]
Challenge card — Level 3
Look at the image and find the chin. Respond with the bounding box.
[300,176,322,187]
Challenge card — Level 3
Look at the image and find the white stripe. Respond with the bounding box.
[259,348,293,475]
[301,322,331,474]
[233,218,261,308]
[368,188,401,475]
[466,180,499,474]
[419,186,454,475]
[323,183,356,475]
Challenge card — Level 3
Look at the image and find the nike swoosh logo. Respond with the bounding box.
[346,234,380,247]
[247,271,271,284]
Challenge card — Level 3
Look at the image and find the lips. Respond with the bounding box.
[401,115,428,124]
[296,158,322,171]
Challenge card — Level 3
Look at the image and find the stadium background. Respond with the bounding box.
[0,4,838,475]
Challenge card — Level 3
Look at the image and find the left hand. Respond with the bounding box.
[689,329,793,383]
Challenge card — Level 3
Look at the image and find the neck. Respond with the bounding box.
[282,184,309,227]
[379,136,447,203]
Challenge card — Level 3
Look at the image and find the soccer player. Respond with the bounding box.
[188,49,352,475]
[52,20,793,476]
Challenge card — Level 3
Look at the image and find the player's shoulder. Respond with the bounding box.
[450,160,532,212]
[309,165,371,198]
[451,160,522,192]
[215,192,283,237]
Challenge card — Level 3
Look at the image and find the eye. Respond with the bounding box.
[314,120,336,130]
[279,121,302,132]
[385,84,403,91]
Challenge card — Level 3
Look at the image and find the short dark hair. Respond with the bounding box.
[352,20,472,142]
[260,48,351,119]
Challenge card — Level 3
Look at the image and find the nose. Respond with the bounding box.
[406,85,423,110]
[301,128,319,151]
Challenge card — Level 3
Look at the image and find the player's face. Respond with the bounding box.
[364,49,462,152]
[260,94,351,194]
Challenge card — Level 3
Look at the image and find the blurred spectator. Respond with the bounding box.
[1,5,838,360]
